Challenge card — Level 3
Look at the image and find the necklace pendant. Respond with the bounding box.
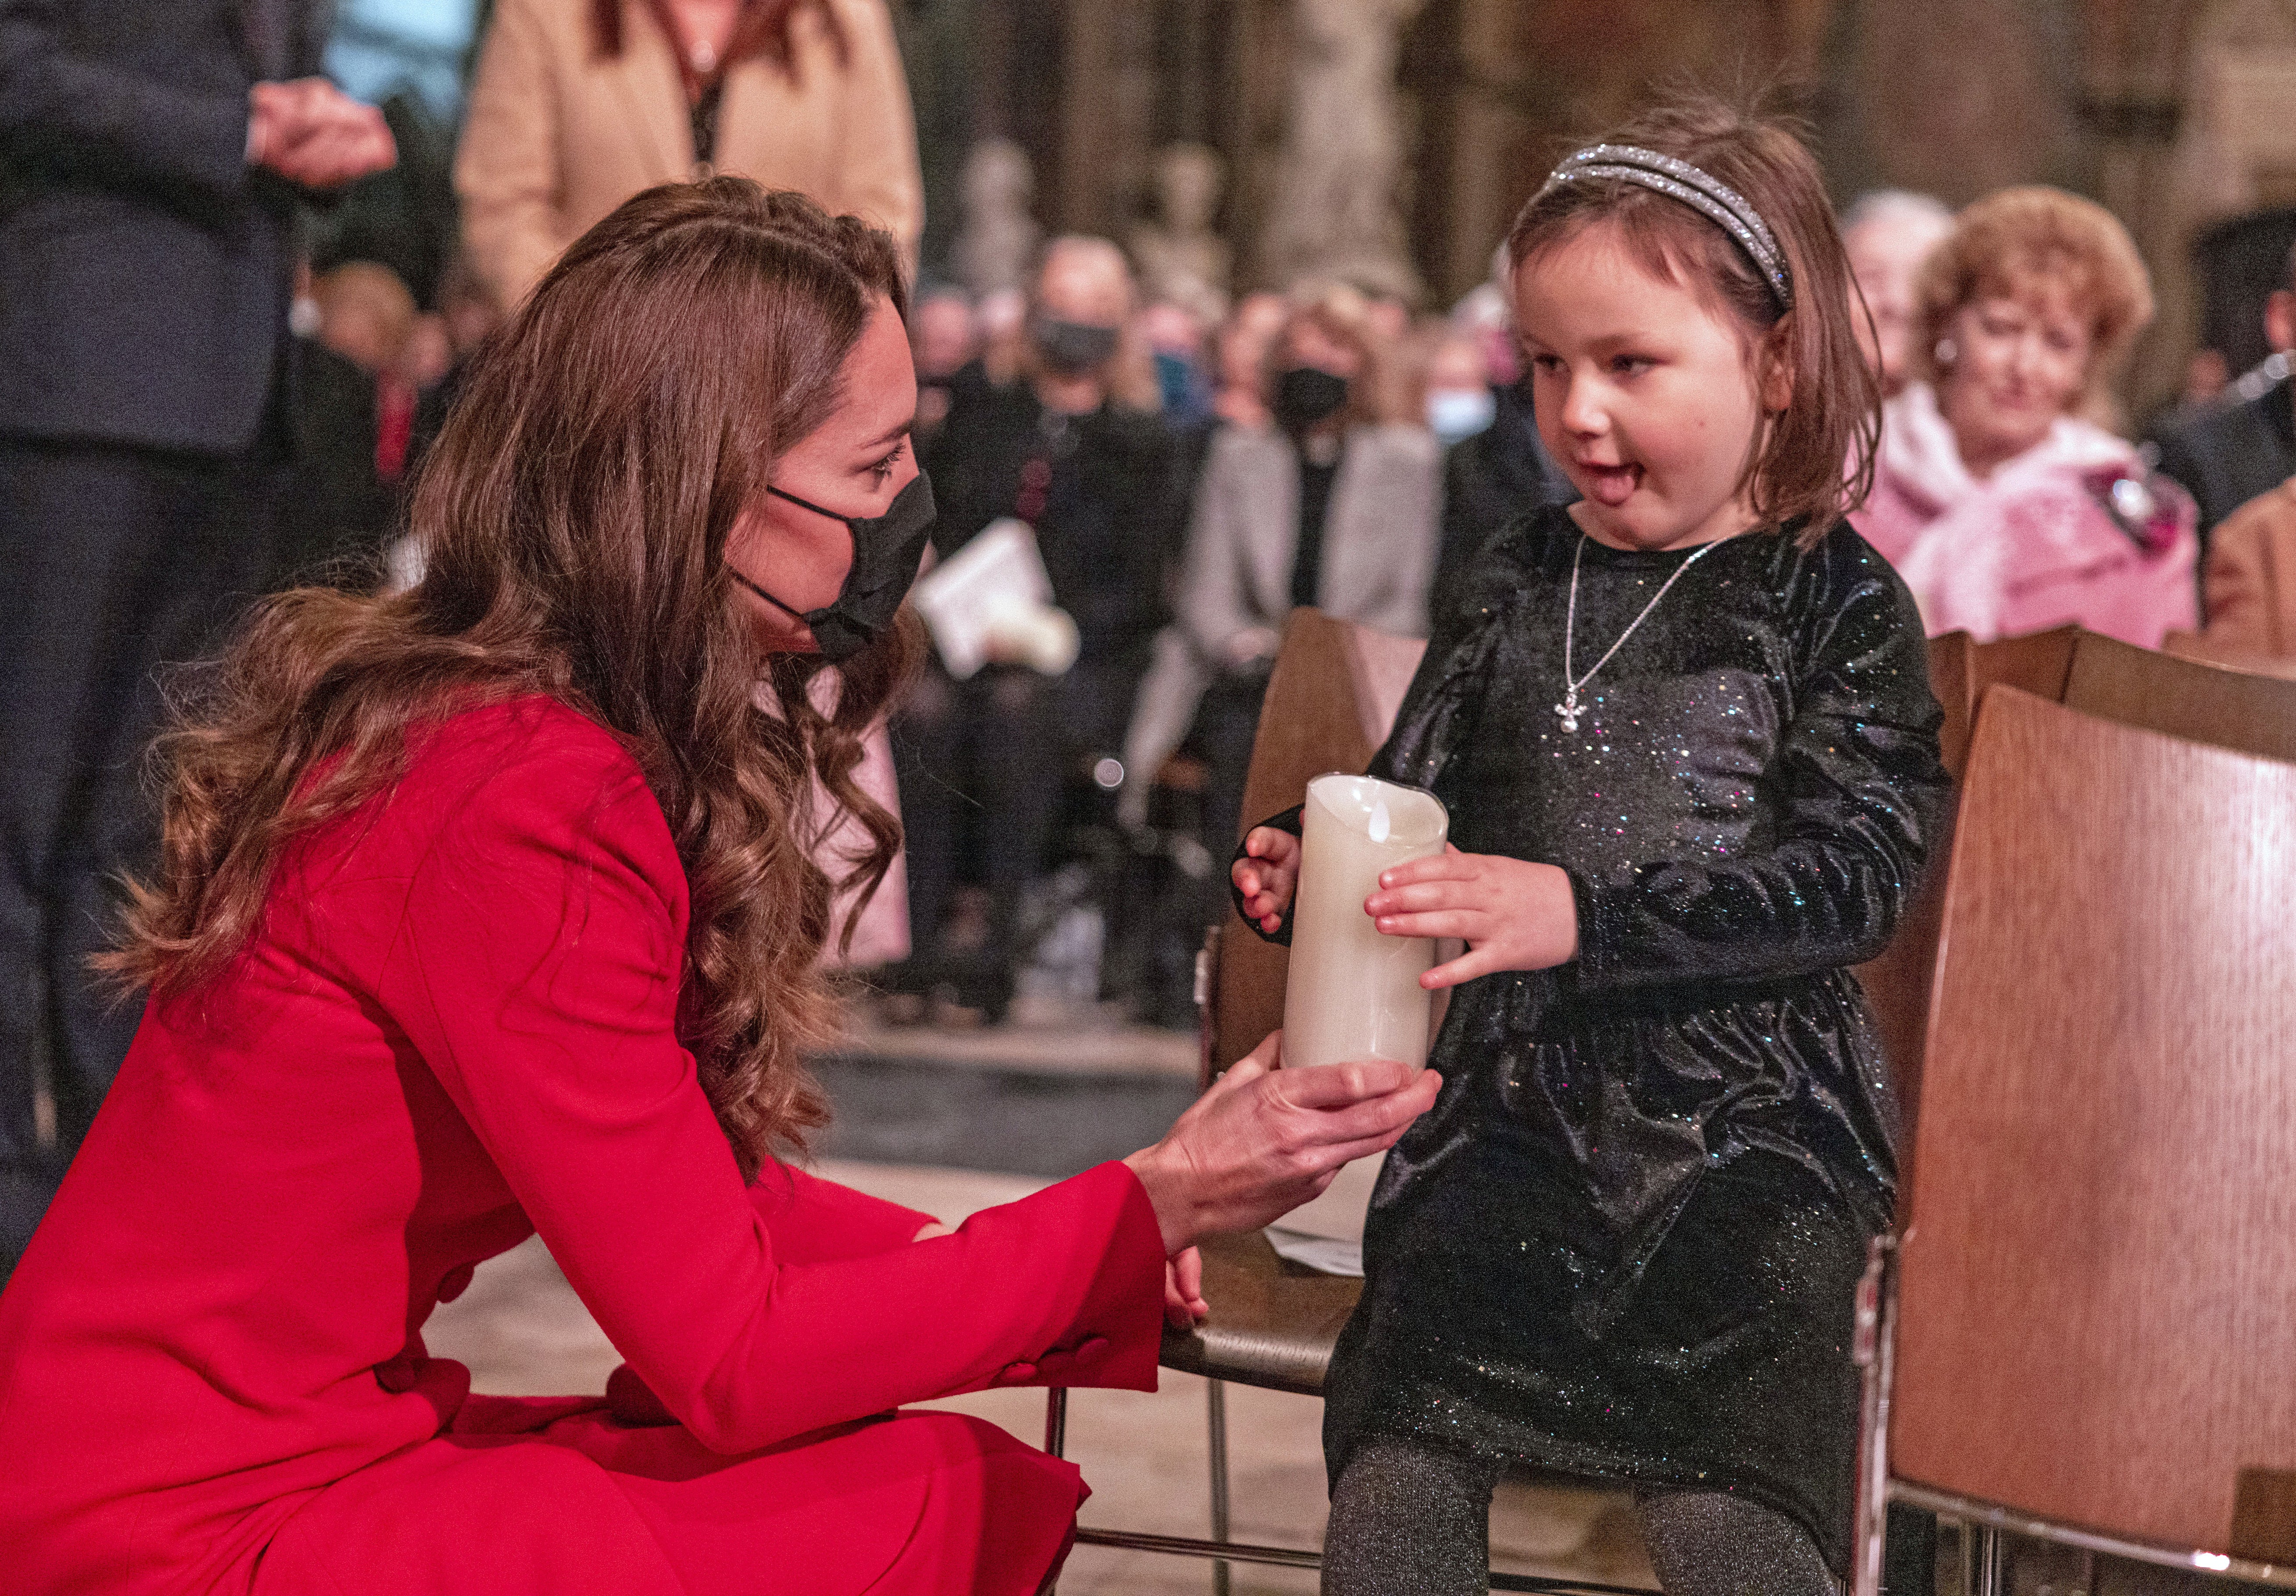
[1555,691,1581,734]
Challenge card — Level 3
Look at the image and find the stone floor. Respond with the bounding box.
[425,1158,1660,1595]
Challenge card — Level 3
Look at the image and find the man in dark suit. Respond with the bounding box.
[0,0,396,1273]
[2152,239,2296,558]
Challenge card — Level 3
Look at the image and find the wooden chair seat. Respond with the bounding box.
[1157,1229,1362,1398]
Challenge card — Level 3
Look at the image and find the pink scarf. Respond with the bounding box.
[1853,383,2197,647]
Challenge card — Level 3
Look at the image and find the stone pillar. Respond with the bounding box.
[1255,0,1429,301]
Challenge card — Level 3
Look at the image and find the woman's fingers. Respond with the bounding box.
[1267,1057,1415,1110]
[1239,1030,1284,1072]
[1265,1066,1440,1154]
[1164,1252,1208,1327]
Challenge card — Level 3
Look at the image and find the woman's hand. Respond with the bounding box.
[911,1220,953,1242]
[1122,1030,1440,1256]
[1366,845,1579,989]
[1231,827,1301,934]
[1165,1248,1207,1328]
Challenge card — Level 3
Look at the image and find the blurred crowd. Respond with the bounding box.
[7,3,2296,1278]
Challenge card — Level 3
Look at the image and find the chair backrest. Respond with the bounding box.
[1850,627,2079,1153]
[2065,630,2296,763]
[2164,630,2296,682]
[1891,687,2296,1555]
[1210,609,1427,1075]
[1968,624,2080,711]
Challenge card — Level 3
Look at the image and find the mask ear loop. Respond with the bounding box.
[764,484,849,523]
[727,562,812,623]
[732,485,850,620]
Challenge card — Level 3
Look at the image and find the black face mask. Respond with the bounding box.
[730,471,937,662]
[1032,317,1121,375]
[1273,366,1350,431]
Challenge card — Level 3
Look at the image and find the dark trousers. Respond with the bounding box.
[1194,665,1274,856]
[0,438,281,1274]
[891,658,1137,1010]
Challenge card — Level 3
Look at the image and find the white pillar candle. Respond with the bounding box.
[1281,774,1449,1073]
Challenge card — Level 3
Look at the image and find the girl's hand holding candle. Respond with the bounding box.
[1234,826,1302,934]
[1366,848,1579,988]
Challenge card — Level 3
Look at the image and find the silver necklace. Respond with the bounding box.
[1555,534,1725,733]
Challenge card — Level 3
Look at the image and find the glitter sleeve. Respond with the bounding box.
[1569,563,1949,991]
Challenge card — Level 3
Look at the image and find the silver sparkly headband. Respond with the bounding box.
[1537,143,1793,309]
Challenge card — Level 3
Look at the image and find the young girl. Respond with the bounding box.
[1232,99,1951,1594]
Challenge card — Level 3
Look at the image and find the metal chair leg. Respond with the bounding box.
[1207,1377,1231,1596]
[1042,1390,1070,1596]
[1852,1236,1898,1596]
[1969,1523,2005,1596]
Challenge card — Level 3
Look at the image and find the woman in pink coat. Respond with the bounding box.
[0,180,1439,1596]
[1854,187,2196,646]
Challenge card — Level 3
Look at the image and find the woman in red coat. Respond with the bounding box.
[0,180,1437,1596]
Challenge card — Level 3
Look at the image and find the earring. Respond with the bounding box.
[1934,336,1957,367]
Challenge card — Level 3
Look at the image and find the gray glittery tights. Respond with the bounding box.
[1322,1438,1842,1596]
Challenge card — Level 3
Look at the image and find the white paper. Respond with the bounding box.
[909,518,1055,679]
[1265,1226,1364,1278]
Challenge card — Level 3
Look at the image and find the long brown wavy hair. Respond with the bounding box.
[103,179,922,1177]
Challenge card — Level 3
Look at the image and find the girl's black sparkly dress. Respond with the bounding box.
[1245,508,1951,1572]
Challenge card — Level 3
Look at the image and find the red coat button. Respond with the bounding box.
[374,1355,420,1393]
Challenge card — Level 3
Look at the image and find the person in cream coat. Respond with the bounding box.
[457,0,925,970]
[456,0,923,308]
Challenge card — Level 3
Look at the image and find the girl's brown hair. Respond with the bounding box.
[103,179,920,1177]
[1506,94,1882,542]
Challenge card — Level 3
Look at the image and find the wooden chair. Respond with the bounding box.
[2066,630,2296,764]
[1049,609,1636,1594]
[2165,629,2296,683]
[1849,688,2296,1595]
[1850,624,2093,1182]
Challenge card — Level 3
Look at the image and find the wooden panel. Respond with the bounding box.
[2065,631,2296,765]
[1213,609,1389,1074]
[1925,630,1978,780]
[1893,688,2296,1553]
[1971,624,2080,707]
[2166,630,2296,683]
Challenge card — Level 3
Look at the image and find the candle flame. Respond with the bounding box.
[1368,800,1390,844]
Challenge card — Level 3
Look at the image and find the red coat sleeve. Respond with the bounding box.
[371,718,1165,1454]
[746,1161,936,1265]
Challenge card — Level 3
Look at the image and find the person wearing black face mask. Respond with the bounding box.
[895,237,1180,1021]
[1121,287,1441,866]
